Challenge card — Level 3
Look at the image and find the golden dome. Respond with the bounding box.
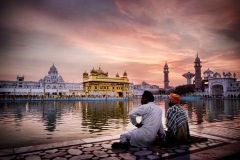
[83,70,88,76]
[123,70,127,77]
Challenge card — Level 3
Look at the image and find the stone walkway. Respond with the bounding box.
[0,120,240,160]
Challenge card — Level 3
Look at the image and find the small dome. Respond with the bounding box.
[97,68,105,74]
[48,63,58,75]
[83,70,88,76]
[50,63,57,71]
[195,53,201,62]
[204,68,214,74]
[225,72,232,78]
[164,63,168,68]
[195,56,200,62]
[116,72,119,77]
[123,71,127,76]
[203,68,214,79]
[90,68,97,74]
[97,66,108,76]
[213,72,221,78]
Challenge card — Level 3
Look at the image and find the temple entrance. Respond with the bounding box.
[118,92,123,97]
[212,85,223,97]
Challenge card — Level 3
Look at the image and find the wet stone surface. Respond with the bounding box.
[4,137,226,160]
[67,149,82,155]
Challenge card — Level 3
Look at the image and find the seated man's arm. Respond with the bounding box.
[158,111,166,141]
[129,105,145,127]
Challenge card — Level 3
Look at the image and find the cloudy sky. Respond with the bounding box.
[0,0,239,87]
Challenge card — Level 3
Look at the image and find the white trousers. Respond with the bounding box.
[120,129,137,142]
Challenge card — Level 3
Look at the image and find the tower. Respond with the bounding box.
[163,62,169,89]
[182,72,195,84]
[194,53,202,90]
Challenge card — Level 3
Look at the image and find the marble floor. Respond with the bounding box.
[0,120,240,160]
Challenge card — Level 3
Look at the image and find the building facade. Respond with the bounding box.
[180,54,240,98]
[82,66,129,97]
[132,81,162,97]
[0,64,83,96]
[199,69,240,98]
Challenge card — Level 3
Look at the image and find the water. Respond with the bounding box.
[0,99,240,149]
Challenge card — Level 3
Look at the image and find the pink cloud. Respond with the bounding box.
[0,0,240,87]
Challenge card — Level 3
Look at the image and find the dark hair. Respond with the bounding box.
[142,90,154,102]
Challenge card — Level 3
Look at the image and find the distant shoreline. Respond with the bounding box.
[0,97,131,102]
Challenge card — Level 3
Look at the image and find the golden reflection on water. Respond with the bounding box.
[0,99,240,149]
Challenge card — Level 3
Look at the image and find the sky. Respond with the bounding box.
[0,0,240,87]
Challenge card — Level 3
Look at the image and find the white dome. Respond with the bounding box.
[213,72,221,78]
[203,68,214,74]
[204,68,214,79]
[50,65,57,71]
[48,64,58,75]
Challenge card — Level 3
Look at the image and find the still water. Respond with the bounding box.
[0,99,240,149]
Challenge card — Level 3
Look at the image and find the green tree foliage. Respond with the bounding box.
[172,85,194,95]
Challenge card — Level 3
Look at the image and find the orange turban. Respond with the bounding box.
[169,93,181,104]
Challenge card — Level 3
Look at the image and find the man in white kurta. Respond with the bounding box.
[112,91,166,148]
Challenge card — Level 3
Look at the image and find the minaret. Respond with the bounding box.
[163,62,169,89]
[194,53,202,90]
[182,72,195,84]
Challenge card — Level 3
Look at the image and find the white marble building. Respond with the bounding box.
[0,64,163,98]
[196,68,240,98]
[131,81,162,97]
[0,64,83,96]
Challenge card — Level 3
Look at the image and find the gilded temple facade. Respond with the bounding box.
[83,66,129,97]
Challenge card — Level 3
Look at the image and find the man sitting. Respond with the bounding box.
[112,91,165,148]
[166,93,190,143]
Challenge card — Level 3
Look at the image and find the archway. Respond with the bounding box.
[211,85,223,97]
[118,92,123,97]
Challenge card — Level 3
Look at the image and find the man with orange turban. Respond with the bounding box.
[166,93,190,143]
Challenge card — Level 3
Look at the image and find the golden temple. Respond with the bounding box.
[83,66,129,97]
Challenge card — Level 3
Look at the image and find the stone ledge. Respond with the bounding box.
[191,141,240,159]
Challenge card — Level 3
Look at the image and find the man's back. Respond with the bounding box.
[166,104,190,142]
[129,102,165,147]
[166,104,188,133]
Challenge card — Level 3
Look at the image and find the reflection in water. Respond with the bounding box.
[81,101,130,133]
[0,99,240,149]
[185,99,240,124]
[187,100,206,124]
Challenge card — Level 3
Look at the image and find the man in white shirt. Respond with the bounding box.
[112,90,166,148]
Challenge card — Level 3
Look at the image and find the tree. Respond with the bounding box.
[172,85,194,96]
